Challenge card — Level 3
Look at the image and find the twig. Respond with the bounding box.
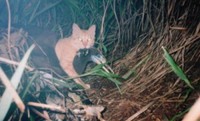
[31,108,50,120]
[5,0,13,62]
[0,68,25,113]
[125,102,154,121]
[99,0,109,43]
[0,57,34,71]
[28,102,66,113]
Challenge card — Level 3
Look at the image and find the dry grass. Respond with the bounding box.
[93,28,200,120]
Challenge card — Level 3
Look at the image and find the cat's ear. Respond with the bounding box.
[72,23,81,35]
[88,25,96,38]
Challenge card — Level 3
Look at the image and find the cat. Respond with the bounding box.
[55,23,96,89]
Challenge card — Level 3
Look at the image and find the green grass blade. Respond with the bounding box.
[22,72,38,99]
[0,44,35,121]
[169,108,189,121]
[162,46,194,89]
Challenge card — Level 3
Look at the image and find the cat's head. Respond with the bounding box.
[72,23,96,49]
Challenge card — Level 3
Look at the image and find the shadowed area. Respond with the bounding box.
[73,48,104,74]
